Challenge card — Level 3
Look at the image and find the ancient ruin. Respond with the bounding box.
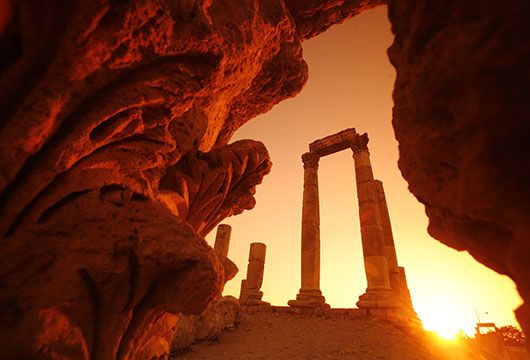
[214,224,232,258]
[289,129,416,319]
[239,243,270,306]
[0,0,529,358]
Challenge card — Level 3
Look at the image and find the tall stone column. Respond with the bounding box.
[352,134,396,310]
[289,152,329,309]
[373,180,415,311]
[214,224,232,257]
[239,242,269,306]
[373,181,398,272]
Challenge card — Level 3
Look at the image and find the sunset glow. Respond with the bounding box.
[206,6,522,335]
[418,301,473,339]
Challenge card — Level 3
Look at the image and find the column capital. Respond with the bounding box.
[351,133,369,154]
[302,152,320,169]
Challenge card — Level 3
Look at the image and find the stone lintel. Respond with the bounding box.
[309,128,358,157]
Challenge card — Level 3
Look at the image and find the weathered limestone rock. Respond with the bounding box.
[240,243,270,306]
[170,296,240,354]
[285,0,385,40]
[2,0,529,356]
[387,0,530,337]
[289,151,330,309]
[0,0,383,357]
[1,2,391,357]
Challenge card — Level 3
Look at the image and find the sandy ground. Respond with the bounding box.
[173,313,447,360]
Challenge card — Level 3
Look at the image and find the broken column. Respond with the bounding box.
[373,180,415,312]
[352,134,397,311]
[288,151,329,309]
[213,223,239,283]
[239,242,269,306]
[214,224,232,257]
[373,180,398,272]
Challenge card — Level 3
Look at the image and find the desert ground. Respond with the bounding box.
[174,312,450,360]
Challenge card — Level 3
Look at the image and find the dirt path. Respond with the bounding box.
[174,313,447,360]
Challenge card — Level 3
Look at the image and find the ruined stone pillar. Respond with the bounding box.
[239,242,269,306]
[352,134,396,310]
[374,180,415,312]
[214,224,231,257]
[288,152,329,309]
[373,180,398,272]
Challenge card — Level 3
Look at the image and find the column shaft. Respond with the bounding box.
[373,180,398,272]
[300,155,320,290]
[289,152,328,309]
[353,149,391,291]
[245,243,266,290]
[239,243,268,306]
[214,224,231,258]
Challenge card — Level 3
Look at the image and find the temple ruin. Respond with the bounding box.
[1,0,528,357]
[288,128,416,319]
[239,242,269,306]
[214,224,232,258]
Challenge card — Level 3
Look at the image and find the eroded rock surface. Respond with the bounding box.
[388,0,530,337]
[3,0,528,358]
[170,295,241,354]
[0,0,381,359]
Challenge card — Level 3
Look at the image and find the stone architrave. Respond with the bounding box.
[288,152,330,308]
[239,243,269,306]
[214,224,232,257]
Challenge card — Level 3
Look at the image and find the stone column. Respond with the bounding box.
[213,224,232,257]
[239,243,269,306]
[352,134,396,310]
[373,181,398,272]
[397,267,414,309]
[288,152,329,309]
[214,224,231,257]
[374,180,415,312]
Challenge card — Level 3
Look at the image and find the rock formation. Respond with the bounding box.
[1,0,529,358]
[387,0,530,339]
[0,0,383,358]
[170,296,241,354]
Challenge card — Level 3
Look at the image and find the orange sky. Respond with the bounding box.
[205,6,522,338]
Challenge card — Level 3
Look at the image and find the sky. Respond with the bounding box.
[205,6,522,339]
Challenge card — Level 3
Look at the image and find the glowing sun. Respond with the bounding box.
[417,303,473,340]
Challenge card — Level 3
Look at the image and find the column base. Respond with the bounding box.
[288,289,330,309]
[239,290,269,306]
[357,288,422,327]
[356,288,401,309]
